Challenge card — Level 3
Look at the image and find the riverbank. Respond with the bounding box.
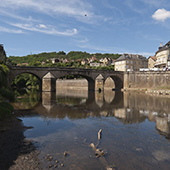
[0,115,42,170]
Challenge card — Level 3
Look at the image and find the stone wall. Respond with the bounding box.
[56,79,88,90]
[56,78,115,91]
[124,71,170,89]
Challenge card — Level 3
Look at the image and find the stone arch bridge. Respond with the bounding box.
[7,66,126,91]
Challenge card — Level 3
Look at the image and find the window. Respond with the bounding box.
[131,61,133,64]
[127,60,129,64]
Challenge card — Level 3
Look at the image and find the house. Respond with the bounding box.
[89,56,98,62]
[154,41,170,68]
[81,58,88,65]
[0,44,6,63]
[62,58,68,63]
[114,53,148,71]
[103,57,112,66]
[90,62,101,67]
[111,59,116,66]
[148,56,156,68]
[51,58,60,64]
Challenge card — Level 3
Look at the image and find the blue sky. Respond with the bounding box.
[0,0,170,57]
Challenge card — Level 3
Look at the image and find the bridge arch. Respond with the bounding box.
[104,75,123,90]
[9,71,42,90]
[56,73,95,91]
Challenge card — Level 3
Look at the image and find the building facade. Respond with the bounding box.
[115,53,148,71]
[155,41,170,68]
[148,56,156,68]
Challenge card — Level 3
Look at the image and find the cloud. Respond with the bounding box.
[9,23,78,36]
[152,8,170,21]
[0,0,94,22]
[38,24,47,29]
[142,0,167,7]
[0,26,24,34]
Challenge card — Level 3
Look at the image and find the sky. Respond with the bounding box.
[0,0,170,57]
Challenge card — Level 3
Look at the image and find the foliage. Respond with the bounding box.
[0,101,14,120]
[12,73,40,89]
[0,64,9,74]
[0,87,15,101]
[0,64,15,120]
[13,89,40,109]
[8,51,121,68]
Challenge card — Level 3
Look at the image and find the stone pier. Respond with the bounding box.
[42,72,56,92]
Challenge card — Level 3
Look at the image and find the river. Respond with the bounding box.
[11,88,170,170]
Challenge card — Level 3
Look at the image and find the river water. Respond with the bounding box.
[12,89,170,170]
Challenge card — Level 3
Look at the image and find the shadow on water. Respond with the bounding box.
[0,117,39,170]
[0,88,42,169]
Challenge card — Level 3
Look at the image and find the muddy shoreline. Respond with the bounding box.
[0,116,42,170]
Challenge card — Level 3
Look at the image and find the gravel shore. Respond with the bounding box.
[0,116,42,170]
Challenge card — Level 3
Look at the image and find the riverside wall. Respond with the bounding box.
[124,71,170,89]
[56,78,115,90]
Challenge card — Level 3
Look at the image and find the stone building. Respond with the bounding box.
[155,41,170,68]
[114,53,148,71]
[148,56,156,68]
[0,44,6,63]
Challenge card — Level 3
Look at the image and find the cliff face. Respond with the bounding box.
[0,45,6,63]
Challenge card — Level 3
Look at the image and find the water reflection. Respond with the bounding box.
[11,89,170,170]
[12,89,40,110]
[13,89,170,139]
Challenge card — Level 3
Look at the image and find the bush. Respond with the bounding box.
[0,102,14,120]
[0,88,15,101]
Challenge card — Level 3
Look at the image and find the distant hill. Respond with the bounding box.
[7,51,121,66]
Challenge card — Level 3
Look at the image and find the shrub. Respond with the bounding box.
[0,87,15,101]
[0,102,14,120]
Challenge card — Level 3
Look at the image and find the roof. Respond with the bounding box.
[148,56,156,61]
[156,41,170,54]
[116,53,147,61]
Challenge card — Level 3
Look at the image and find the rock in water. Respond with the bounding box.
[98,129,102,140]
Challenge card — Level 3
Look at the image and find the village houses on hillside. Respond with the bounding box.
[6,40,170,71]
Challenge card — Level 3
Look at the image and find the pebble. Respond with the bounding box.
[64,151,67,157]
[48,165,53,168]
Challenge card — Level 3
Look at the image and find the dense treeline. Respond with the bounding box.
[7,51,121,66]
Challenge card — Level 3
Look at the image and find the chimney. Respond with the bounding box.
[159,42,163,50]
